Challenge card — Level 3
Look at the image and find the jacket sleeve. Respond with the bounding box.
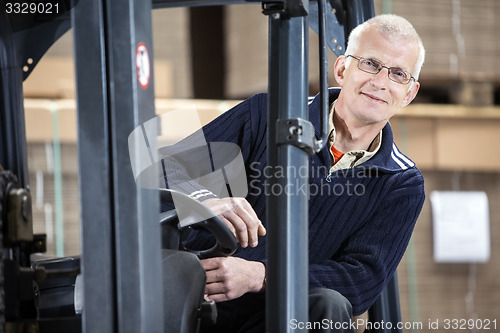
[170,94,268,249]
[308,169,425,316]
[159,94,266,204]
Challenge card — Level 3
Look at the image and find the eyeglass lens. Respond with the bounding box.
[357,57,411,84]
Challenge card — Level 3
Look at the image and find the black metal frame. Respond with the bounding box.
[0,1,406,332]
[72,0,164,331]
[265,4,310,331]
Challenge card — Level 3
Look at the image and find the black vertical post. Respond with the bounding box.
[72,1,115,332]
[266,2,310,332]
[190,6,226,99]
[343,0,375,44]
[0,15,29,188]
[72,0,163,331]
[104,0,163,330]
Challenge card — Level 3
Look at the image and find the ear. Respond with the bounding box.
[333,56,347,87]
[402,81,420,107]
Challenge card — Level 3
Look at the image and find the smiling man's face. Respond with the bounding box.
[334,26,420,128]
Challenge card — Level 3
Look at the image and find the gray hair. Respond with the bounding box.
[344,14,426,80]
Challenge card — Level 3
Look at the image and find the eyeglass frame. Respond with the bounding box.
[346,55,416,85]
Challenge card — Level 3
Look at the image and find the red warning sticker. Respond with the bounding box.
[136,42,150,90]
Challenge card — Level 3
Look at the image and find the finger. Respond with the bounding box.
[204,281,226,296]
[204,267,225,284]
[258,223,267,237]
[238,199,261,224]
[201,258,220,272]
[206,292,230,303]
[220,216,238,242]
[223,210,249,247]
[231,200,262,247]
[237,200,266,242]
[204,283,233,303]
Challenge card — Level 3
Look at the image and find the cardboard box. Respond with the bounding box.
[23,57,173,99]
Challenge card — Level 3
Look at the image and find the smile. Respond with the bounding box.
[362,92,387,104]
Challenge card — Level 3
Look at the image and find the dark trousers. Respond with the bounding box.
[200,288,354,333]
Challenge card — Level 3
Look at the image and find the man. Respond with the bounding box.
[167,14,426,333]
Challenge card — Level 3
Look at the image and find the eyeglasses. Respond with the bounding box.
[346,55,415,85]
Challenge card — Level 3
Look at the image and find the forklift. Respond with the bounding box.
[0,0,403,332]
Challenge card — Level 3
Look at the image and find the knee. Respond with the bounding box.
[309,288,353,322]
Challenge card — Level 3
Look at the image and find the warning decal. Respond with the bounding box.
[136,42,150,90]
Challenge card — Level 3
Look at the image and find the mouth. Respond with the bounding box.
[362,92,387,104]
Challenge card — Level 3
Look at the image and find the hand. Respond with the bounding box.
[202,257,266,302]
[202,197,266,248]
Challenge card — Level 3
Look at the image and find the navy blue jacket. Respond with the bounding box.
[176,88,425,315]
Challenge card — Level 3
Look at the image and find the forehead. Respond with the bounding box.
[356,27,419,72]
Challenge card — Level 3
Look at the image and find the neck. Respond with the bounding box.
[332,107,385,153]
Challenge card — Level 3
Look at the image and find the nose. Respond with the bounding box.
[370,66,390,88]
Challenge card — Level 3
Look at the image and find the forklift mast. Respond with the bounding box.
[0,1,403,333]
